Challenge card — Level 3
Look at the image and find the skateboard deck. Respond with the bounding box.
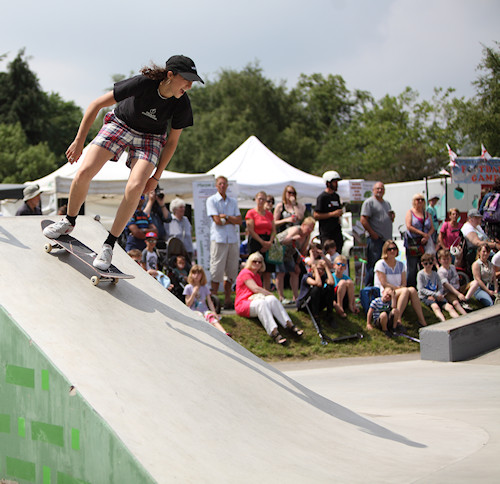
[41,219,134,286]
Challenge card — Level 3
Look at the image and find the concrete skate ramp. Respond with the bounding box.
[0,217,486,483]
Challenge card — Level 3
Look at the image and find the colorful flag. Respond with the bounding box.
[481,144,492,160]
[446,144,457,167]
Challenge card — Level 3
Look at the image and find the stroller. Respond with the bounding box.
[164,237,192,301]
[294,246,362,345]
[450,229,474,287]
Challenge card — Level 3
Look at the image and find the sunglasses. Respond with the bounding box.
[287,191,296,195]
[415,198,425,202]
[387,247,398,252]
[253,260,263,264]
[422,261,434,266]
[336,262,346,267]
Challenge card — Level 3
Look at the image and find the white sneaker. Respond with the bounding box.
[43,218,74,239]
[93,244,113,271]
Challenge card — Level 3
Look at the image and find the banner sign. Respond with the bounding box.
[451,157,500,184]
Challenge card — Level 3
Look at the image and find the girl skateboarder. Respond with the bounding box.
[43,55,204,270]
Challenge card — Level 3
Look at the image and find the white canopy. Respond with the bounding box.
[207,136,350,207]
[34,146,213,200]
[18,146,213,227]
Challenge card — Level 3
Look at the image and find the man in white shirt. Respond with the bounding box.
[206,176,242,309]
[461,209,499,252]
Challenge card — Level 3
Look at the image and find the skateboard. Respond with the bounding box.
[41,220,134,286]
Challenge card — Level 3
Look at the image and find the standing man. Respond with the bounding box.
[314,171,344,253]
[426,194,442,245]
[206,176,242,310]
[360,182,395,286]
[16,184,43,216]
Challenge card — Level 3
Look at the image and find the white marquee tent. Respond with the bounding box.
[33,146,213,201]
[207,136,351,207]
[0,147,213,226]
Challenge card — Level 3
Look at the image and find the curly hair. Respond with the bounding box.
[140,62,176,81]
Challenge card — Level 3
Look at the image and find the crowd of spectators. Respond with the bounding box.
[19,170,500,344]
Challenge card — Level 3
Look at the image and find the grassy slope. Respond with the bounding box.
[218,300,443,363]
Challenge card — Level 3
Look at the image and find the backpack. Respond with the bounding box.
[360,286,381,314]
[483,193,500,224]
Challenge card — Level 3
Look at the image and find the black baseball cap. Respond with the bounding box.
[165,55,204,84]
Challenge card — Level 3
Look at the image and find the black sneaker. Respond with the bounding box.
[383,330,393,338]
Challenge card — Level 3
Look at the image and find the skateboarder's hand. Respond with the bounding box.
[144,176,158,194]
[66,140,84,164]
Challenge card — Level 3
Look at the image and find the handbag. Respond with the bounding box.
[265,238,284,264]
[404,232,425,257]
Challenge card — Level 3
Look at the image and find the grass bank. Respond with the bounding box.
[217,299,444,363]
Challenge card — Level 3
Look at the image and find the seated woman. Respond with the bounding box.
[167,198,194,261]
[235,252,304,345]
[465,242,498,307]
[374,240,427,327]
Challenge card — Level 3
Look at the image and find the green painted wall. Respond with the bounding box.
[0,306,156,484]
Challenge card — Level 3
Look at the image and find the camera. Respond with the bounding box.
[155,187,164,200]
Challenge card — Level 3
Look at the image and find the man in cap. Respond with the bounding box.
[360,181,395,286]
[426,194,442,244]
[16,184,43,216]
[461,209,499,252]
[314,171,344,253]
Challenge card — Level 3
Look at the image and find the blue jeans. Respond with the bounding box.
[473,288,494,307]
[365,237,385,286]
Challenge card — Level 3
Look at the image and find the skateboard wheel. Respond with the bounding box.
[91,276,100,286]
[112,278,119,285]
[44,243,53,253]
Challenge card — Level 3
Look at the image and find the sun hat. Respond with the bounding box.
[23,184,42,202]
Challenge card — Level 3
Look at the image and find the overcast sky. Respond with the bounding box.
[2,0,499,109]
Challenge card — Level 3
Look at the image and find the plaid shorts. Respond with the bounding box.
[91,111,167,168]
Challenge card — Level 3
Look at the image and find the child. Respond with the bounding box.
[141,231,159,271]
[417,253,459,321]
[297,259,336,325]
[172,255,189,286]
[323,239,340,265]
[304,241,333,271]
[436,248,468,315]
[366,287,401,337]
[332,255,359,317]
[183,265,230,336]
[128,248,173,291]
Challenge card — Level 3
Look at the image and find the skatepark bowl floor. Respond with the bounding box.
[0,216,499,483]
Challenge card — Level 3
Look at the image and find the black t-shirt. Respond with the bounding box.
[315,190,341,239]
[114,75,193,135]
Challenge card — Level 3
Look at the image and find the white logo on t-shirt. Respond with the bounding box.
[142,109,158,121]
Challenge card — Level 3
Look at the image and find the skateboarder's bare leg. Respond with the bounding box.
[109,158,155,238]
[67,145,113,217]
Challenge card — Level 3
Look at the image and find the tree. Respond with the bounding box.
[0,50,49,146]
[0,50,84,170]
[459,42,500,156]
[169,63,292,173]
[336,88,462,182]
[0,123,57,183]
